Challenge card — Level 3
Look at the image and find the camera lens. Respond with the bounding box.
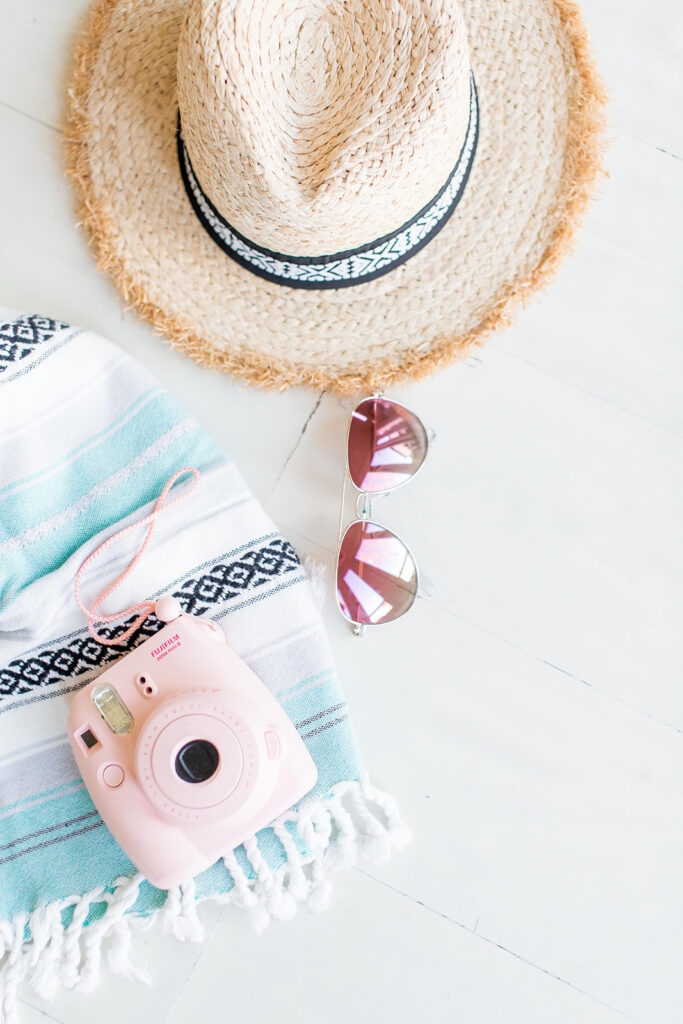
[174,739,220,784]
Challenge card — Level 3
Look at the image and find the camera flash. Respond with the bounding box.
[91,684,133,735]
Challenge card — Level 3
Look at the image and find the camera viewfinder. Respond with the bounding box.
[78,727,100,752]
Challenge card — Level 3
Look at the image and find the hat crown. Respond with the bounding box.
[178,0,472,257]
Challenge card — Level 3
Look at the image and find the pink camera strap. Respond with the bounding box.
[74,467,200,646]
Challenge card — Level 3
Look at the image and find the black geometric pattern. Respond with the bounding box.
[0,538,301,699]
[178,73,478,290]
[0,315,70,374]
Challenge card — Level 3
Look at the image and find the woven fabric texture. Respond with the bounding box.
[0,309,407,1019]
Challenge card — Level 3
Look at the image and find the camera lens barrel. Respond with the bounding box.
[175,739,220,784]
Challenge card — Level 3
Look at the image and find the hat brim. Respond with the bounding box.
[65,0,606,393]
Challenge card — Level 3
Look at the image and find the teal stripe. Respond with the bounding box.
[0,429,225,605]
[0,779,84,815]
[281,674,363,794]
[280,675,342,722]
[0,392,193,537]
[0,787,128,921]
[0,386,164,500]
[277,668,335,701]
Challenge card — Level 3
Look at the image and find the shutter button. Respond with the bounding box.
[102,764,125,788]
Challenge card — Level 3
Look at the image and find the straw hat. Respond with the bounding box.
[65,0,606,393]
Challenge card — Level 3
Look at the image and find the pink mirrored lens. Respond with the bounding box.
[337,521,417,626]
[347,399,428,493]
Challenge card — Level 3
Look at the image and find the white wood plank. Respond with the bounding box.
[19,901,223,1024]
[16,1002,62,1024]
[267,357,683,729]
[166,871,628,1024]
[584,0,683,157]
[0,0,85,131]
[494,135,683,437]
[281,530,683,1024]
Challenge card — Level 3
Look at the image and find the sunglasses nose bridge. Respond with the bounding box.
[355,490,372,520]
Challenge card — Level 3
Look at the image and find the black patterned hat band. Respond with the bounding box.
[178,73,479,291]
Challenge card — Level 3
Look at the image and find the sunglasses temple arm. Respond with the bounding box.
[337,468,347,543]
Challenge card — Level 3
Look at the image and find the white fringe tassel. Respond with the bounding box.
[300,554,328,609]
[0,777,408,1022]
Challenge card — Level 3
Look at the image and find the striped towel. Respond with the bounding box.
[0,310,408,1020]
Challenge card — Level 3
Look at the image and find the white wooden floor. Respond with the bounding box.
[1,1,682,1022]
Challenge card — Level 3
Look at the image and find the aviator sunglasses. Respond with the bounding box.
[336,396,430,635]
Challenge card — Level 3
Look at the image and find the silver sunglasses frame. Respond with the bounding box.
[335,394,431,636]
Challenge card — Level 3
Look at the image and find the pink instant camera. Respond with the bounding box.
[68,596,317,888]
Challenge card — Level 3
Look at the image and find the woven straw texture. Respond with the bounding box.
[65,0,606,393]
